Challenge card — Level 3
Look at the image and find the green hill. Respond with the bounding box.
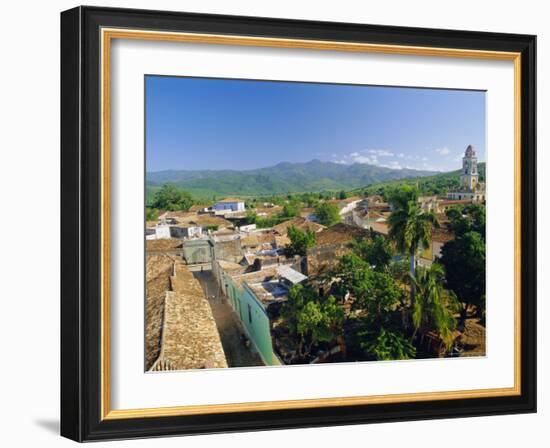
[146,160,436,200]
[355,162,486,198]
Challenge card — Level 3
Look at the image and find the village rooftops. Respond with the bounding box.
[315,223,371,247]
[211,229,241,242]
[272,217,325,235]
[146,238,183,252]
[277,265,307,285]
[217,259,247,275]
[246,280,289,306]
[432,228,455,244]
[240,231,276,249]
[225,264,302,306]
[229,265,279,287]
[146,256,227,371]
[370,221,390,236]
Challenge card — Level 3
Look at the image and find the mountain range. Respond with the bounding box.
[146,159,438,198]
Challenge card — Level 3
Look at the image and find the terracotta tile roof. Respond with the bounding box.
[432,228,455,243]
[253,206,283,217]
[145,255,176,370]
[272,217,325,235]
[240,232,276,248]
[371,221,390,236]
[315,223,371,247]
[146,238,183,252]
[164,211,233,228]
[216,259,246,274]
[229,266,279,288]
[146,257,227,371]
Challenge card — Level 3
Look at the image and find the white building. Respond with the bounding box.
[338,198,363,216]
[153,224,202,240]
[447,145,486,203]
[212,198,245,212]
[239,223,257,233]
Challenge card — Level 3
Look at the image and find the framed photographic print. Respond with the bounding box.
[60,6,537,442]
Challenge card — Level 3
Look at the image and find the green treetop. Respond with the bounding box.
[315,202,341,226]
[151,184,194,211]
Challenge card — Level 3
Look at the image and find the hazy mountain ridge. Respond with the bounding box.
[146,159,438,198]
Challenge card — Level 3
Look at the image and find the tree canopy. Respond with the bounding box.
[439,204,486,320]
[285,225,316,257]
[409,263,459,348]
[280,284,344,356]
[315,202,341,226]
[387,186,439,262]
[348,234,394,272]
[150,184,194,211]
[439,231,486,317]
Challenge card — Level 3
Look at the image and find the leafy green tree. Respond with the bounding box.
[338,190,348,200]
[145,207,158,222]
[286,225,316,256]
[359,327,416,361]
[280,284,313,337]
[387,185,438,299]
[331,253,412,360]
[446,204,485,239]
[151,184,194,211]
[280,201,301,218]
[315,202,341,226]
[439,231,486,322]
[348,234,394,272]
[280,285,343,356]
[296,296,344,350]
[409,263,460,349]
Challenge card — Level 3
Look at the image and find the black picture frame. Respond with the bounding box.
[61,5,536,442]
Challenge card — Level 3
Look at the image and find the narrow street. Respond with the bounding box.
[193,270,264,368]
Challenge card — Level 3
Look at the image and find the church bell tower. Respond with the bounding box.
[460,145,478,191]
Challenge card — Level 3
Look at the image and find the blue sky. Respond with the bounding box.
[145,75,485,173]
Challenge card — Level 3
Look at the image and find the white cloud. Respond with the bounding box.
[351,154,379,165]
[334,149,395,166]
[366,149,394,157]
[332,148,450,172]
[435,147,451,156]
[380,160,403,170]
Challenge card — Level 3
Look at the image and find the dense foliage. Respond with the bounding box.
[358,162,486,199]
[285,225,316,257]
[410,263,460,348]
[280,284,344,356]
[150,184,194,211]
[439,205,486,322]
[275,182,486,362]
[145,207,158,222]
[348,234,394,272]
[315,202,341,226]
[387,185,439,279]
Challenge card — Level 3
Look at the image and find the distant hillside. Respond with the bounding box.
[146,159,437,200]
[356,162,486,198]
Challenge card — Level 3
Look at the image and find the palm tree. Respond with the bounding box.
[387,186,439,297]
[409,263,460,350]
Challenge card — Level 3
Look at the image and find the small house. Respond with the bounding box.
[213,198,245,212]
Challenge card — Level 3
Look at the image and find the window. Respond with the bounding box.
[248,304,252,324]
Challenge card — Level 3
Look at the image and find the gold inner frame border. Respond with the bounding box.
[99,27,522,421]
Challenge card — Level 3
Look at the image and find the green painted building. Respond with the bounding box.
[221,269,284,366]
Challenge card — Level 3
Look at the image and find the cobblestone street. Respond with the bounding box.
[193,270,264,368]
